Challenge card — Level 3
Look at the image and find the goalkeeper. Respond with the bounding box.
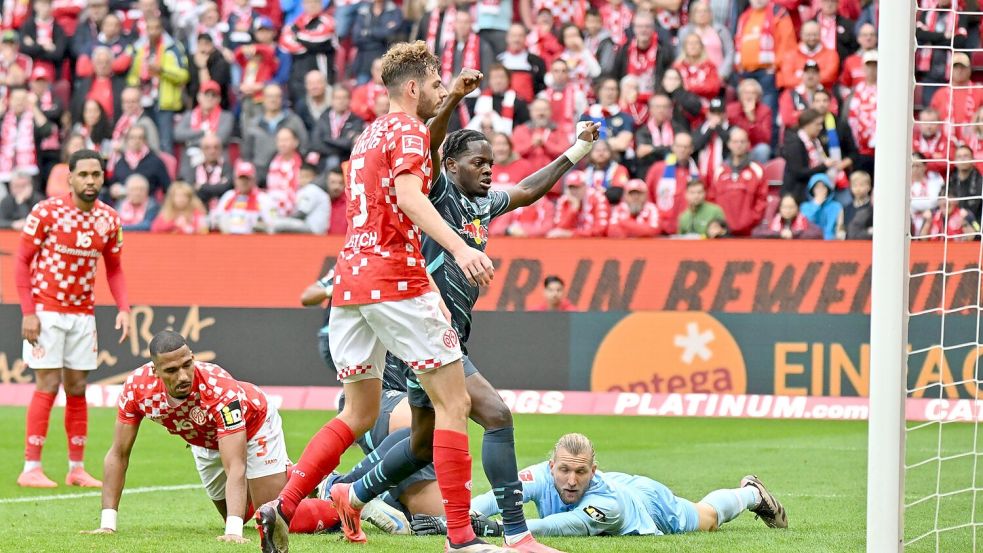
[412,433,788,538]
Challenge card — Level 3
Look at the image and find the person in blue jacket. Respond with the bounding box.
[800,173,844,240]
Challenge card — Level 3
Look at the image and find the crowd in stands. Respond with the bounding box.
[0,0,973,240]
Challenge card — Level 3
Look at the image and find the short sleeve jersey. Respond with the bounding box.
[116,362,268,450]
[332,112,434,306]
[21,194,123,314]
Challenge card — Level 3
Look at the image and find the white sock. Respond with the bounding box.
[23,461,41,473]
[504,530,531,545]
[69,461,85,471]
[349,485,366,509]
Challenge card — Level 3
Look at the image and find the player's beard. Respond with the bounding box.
[418,92,441,120]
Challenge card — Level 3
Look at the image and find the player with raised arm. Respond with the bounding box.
[14,149,131,489]
[325,69,599,553]
[256,41,505,553]
[81,331,340,543]
[412,432,788,538]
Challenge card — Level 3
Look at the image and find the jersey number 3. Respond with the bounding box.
[350,157,367,228]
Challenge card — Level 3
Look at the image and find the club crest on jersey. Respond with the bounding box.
[461,217,488,245]
[402,135,425,156]
[220,400,244,428]
[189,406,207,426]
[583,505,608,523]
[32,345,46,360]
[443,329,459,349]
[95,219,110,236]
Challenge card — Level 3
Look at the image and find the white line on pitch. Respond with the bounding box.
[0,483,201,504]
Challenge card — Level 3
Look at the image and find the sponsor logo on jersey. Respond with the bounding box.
[583,505,608,523]
[221,400,244,428]
[190,406,207,426]
[461,217,488,245]
[23,214,39,236]
[443,329,459,349]
[402,135,425,156]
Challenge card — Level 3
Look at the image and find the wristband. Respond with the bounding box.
[225,515,244,537]
[101,509,117,531]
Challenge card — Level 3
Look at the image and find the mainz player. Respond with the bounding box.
[256,41,506,553]
[14,149,130,489]
[81,331,340,543]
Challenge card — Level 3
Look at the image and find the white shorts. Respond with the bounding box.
[328,292,463,383]
[22,311,97,371]
[190,405,290,501]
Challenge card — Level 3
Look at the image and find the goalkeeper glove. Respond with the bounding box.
[409,512,504,537]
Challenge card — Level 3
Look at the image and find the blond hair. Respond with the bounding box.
[160,181,206,223]
[551,433,596,464]
[381,41,440,91]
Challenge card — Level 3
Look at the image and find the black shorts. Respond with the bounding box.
[382,463,438,519]
[338,389,407,455]
[399,355,479,410]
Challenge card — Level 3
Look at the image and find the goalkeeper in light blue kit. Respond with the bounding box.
[412,432,788,538]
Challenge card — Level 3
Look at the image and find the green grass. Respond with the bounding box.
[0,406,965,552]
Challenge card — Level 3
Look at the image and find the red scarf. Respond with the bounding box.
[600,3,634,46]
[848,82,877,155]
[35,18,53,44]
[647,119,674,148]
[472,90,516,129]
[736,6,777,67]
[798,129,826,168]
[266,152,302,215]
[626,39,658,79]
[442,32,480,83]
[195,159,225,189]
[547,85,577,127]
[220,188,260,212]
[38,89,60,151]
[329,110,350,138]
[119,200,149,226]
[818,14,837,51]
[229,5,253,31]
[917,130,944,158]
[917,0,960,72]
[769,213,811,232]
[698,125,724,179]
[2,0,29,29]
[656,4,688,30]
[124,144,149,169]
[0,109,35,177]
[426,4,457,52]
[190,106,221,133]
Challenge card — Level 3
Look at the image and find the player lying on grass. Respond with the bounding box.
[323,69,600,552]
[410,432,788,537]
[81,331,339,543]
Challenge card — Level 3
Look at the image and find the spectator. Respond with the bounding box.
[73,99,113,156]
[312,86,364,172]
[184,2,225,52]
[490,199,555,237]
[0,31,32,98]
[559,23,602,99]
[234,41,279,126]
[212,161,278,234]
[179,131,232,210]
[520,0,585,29]
[351,58,386,123]
[254,16,292,86]
[223,0,259,54]
[598,0,635,48]
[45,133,85,197]
[752,192,823,239]
[150,180,209,234]
[18,0,68,79]
[417,0,460,53]
[271,162,330,234]
[734,0,796,112]
[497,24,547,103]
[266,127,304,215]
[709,127,768,236]
[910,153,945,232]
[293,71,332,132]
[845,50,877,177]
[29,66,65,185]
[679,1,735,82]
[931,52,983,138]
[538,59,586,136]
[968,106,983,170]
[72,46,127,124]
[325,165,347,234]
[645,132,701,234]
[188,33,232,110]
[635,93,684,177]
[611,11,672,99]
[512,99,569,182]
[951,145,983,221]
[0,169,43,230]
[93,13,131,60]
[608,179,662,238]
[110,125,170,202]
[917,187,981,241]
[528,275,577,312]
[674,34,722,102]
[618,75,650,128]
[779,60,836,130]
[440,9,495,92]
[525,8,565,66]
[782,108,836,202]
[466,64,530,134]
[840,22,876,92]
[489,132,534,191]
[658,67,704,131]
[126,16,190,153]
[777,21,840,92]
[116,173,160,231]
[351,0,403,84]
[915,0,978,100]
[243,84,309,182]
[583,8,618,74]
[844,170,873,239]
[548,170,610,237]
[812,88,856,201]
[694,98,731,184]
[70,0,111,59]
[799,173,843,240]
[0,87,53,184]
[284,0,329,27]
[677,180,727,237]
[582,78,634,157]
[584,139,630,191]
[912,107,956,177]
[812,0,857,65]
[174,80,234,168]
[109,87,161,171]
[727,79,774,163]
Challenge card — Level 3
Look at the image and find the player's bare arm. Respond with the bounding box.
[300,269,335,307]
[394,174,495,287]
[81,420,140,535]
[216,431,250,543]
[428,68,483,178]
[505,122,600,213]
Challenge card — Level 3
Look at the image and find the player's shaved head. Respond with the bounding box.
[149,330,188,359]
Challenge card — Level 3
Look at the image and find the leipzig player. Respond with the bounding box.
[81,331,340,543]
[15,149,130,489]
[256,41,503,553]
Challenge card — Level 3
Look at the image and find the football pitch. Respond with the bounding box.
[0,405,967,552]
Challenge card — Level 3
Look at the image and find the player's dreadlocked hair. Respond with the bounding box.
[149,330,188,360]
[442,129,488,163]
[551,433,597,464]
[381,41,440,91]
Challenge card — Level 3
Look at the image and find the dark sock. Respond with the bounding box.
[482,427,528,538]
[339,428,411,484]
[352,435,430,505]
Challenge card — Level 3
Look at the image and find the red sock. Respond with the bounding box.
[25,391,56,462]
[65,395,88,463]
[245,502,255,521]
[288,499,340,534]
[278,418,354,519]
[433,429,476,545]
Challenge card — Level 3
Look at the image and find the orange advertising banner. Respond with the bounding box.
[0,231,976,313]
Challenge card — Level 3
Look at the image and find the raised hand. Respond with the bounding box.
[451,68,483,98]
[577,121,600,143]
